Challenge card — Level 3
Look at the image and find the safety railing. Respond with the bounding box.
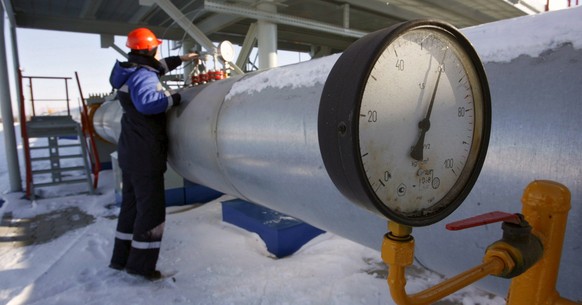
[74,72,101,190]
[20,75,73,117]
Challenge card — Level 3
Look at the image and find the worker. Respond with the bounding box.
[108,27,198,280]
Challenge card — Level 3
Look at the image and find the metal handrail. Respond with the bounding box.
[21,75,73,117]
[17,69,33,198]
[75,72,101,190]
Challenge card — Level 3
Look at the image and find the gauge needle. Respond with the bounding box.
[410,61,444,161]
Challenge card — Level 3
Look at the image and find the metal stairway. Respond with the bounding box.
[19,74,97,200]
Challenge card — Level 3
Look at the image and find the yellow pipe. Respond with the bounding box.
[388,257,505,305]
[507,180,579,305]
[382,222,507,305]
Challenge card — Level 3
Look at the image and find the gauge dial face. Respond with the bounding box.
[358,27,486,217]
[319,20,490,226]
[218,40,235,62]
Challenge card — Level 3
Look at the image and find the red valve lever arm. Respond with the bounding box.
[446,211,521,231]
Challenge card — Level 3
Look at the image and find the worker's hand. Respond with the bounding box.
[180,52,199,62]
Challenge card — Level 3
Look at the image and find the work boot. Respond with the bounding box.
[126,268,163,281]
[108,263,125,271]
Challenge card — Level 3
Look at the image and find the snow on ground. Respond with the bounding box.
[0,136,503,304]
[0,172,502,305]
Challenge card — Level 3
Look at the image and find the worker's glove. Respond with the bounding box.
[180,52,199,62]
[171,93,182,107]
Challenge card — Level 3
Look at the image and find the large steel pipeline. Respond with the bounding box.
[93,10,582,299]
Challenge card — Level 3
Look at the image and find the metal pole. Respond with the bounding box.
[257,0,277,69]
[0,5,22,192]
[182,39,196,86]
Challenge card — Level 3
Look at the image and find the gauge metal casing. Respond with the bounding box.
[318,20,491,226]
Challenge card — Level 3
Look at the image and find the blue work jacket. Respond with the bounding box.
[109,54,182,174]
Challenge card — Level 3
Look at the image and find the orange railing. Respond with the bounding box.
[75,72,101,190]
[17,69,33,198]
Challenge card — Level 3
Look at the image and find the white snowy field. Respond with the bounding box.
[1,6,582,305]
[0,128,503,305]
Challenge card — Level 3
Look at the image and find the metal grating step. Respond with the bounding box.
[33,178,90,188]
[31,166,87,175]
[26,116,81,138]
[30,143,81,150]
[31,154,85,161]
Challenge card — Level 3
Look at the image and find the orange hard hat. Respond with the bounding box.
[126,28,162,51]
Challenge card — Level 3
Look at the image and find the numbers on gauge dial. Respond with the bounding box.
[358,29,476,214]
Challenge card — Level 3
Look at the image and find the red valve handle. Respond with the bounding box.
[446,211,521,231]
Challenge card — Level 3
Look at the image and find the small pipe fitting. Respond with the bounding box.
[388,221,412,238]
[382,233,415,267]
[483,245,517,277]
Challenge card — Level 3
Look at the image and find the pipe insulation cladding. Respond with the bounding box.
[164,55,390,247]
[93,9,582,299]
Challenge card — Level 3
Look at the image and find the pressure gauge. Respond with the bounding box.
[218,40,235,62]
[319,20,491,226]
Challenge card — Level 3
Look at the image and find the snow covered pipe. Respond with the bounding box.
[93,11,582,299]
